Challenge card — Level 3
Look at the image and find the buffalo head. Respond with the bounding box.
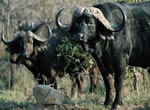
[1,23,51,64]
[56,6,126,45]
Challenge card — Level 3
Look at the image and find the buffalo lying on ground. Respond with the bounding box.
[1,22,99,96]
[56,1,150,109]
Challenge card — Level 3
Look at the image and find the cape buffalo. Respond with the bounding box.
[1,22,99,96]
[1,22,56,85]
[56,1,150,109]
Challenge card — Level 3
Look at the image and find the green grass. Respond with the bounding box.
[0,61,150,110]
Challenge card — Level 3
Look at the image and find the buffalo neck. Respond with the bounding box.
[88,36,111,57]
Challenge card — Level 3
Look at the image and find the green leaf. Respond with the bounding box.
[55,36,95,73]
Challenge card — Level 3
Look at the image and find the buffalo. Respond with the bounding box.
[1,22,99,96]
[1,22,56,85]
[56,1,150,109]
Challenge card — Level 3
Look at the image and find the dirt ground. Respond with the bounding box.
[28,104,150,110]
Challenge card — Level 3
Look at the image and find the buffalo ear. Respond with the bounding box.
[98,24,114,40]
[99,31,114,40]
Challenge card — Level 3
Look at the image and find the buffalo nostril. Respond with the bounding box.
[80,34,84,40]
[10,57,16,63]
[23,51,29,58]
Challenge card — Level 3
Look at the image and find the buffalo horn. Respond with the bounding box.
[1,29,17,46]
[27,31,48,42]
[56,8,71,32]
[46,23,51,38]
[110,6,127,32]
[27,23,51,42]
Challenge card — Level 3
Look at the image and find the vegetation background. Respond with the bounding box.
[0,0,150,110]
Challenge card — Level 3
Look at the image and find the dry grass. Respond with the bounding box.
[0,63,150,110]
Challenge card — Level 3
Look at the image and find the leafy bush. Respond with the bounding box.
[56,37,95,73]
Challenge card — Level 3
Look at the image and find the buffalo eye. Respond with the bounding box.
[5,47,13,54]
[74,22,79,29]
[85,17,94,25]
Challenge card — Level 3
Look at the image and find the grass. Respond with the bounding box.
[0,66,149,110]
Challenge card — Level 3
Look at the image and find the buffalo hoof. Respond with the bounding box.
[104,102,112,109]
[89,87,96,93]
[111,102,123,110]
[111,105,121,110]
[104,98,113,107]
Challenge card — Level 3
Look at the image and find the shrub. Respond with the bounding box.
[56,37,95,73]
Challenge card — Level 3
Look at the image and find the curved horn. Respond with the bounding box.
[110,6,127,32]
[46,23,51,38]
[27,31,48,42]
[86,6,126,32]
[27,23,51,42]
[56,8,71,32]
[1,29,17,46]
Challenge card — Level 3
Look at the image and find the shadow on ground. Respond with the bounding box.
[0,99,32,110]
[134,104,150,110]
[0,100,87,110]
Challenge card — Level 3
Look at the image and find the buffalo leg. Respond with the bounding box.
[76,74,83,97]
[102,72,114,106]
[112,60,126,109]
[33,73,45,84]
[96,63,113,106]
[71,74,84,97]
[89,67,99,93]
[49,69,57,89]
[112,71,124,109]
[91,54,113,106]
[70,75,77,97]
[49,77,57,89]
